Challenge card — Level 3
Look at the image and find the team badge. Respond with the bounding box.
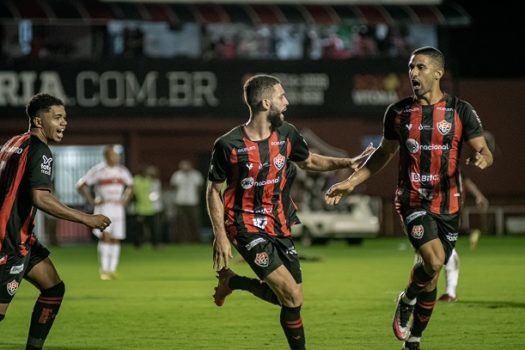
[411,225,424,239]
[7,280,19,296]
[254,252,269,267]
[273,154,285,170]
[436,120,452,135]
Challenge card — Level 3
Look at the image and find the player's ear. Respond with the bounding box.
[261,98,271,110]
[32,116,43,128]
[434,68,444,80]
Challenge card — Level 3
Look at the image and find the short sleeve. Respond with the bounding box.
[27,142,53,190]
[458,100,484,140]
[208,138,230,182]
[383,104,398,140]
[287,125,309,162]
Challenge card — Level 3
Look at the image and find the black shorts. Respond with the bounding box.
[232,232,302,284]
[400,208,460,264]
[0,241,50,303]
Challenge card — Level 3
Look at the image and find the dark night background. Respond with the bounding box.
[445,0,525,78]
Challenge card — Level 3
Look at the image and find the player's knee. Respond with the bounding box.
[282,285,303,307]
[41,281,65,297]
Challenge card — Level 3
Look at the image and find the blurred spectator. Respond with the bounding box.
[133,165,163,248]
[170,160,204,243]
[351,25,379,57]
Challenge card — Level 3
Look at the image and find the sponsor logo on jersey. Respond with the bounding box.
[241,177,255,189]
[411,225,424,239]
[271,140,286,146]
[237,146,256,154]
[406,138,419,154]
[40,155,53,175]
[446,232,458,242]
[246,163,253,170]
[410,173,440,183]
[7,280,19,296]
[273,154,285,170]
[405,210,426,224]
[245,237,266,251]
[9,264,24,274]
[254,252,269,267]
[437,120,452,135]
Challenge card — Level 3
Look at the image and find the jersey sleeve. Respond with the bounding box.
[77,164,99,187]
[287,124,310,162]
[383,104,398,140]
[208,138,230,182]
[27,141,53,190]
[458,100,484,140]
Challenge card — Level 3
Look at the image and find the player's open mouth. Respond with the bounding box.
[57,128,65,136]
[411,80,421,89]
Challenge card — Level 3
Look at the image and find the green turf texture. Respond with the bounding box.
[2,236,524,349]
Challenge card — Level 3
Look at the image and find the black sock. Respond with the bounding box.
[411,288,437,337]
[0,314,4,322]
[405,263,435,300]
[280,306,306,350]
[26,282,65,350]
[229,276,280,305]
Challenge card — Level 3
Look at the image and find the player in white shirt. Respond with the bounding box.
[77,146,133,280]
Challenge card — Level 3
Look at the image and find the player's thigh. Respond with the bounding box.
[24,258,61,290]
[264,265,303,306]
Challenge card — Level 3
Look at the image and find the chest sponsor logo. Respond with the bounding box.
[237,146,256,154]
[271,140,286,146]
[10,264,24,274]
[437,120,452,135]
[410,173,440,183]
[246,163,253,170]
[7,280,19,296]
[406,138,419,154]
[254,252,269,267]
[241,177,255,189]
[411,225,424,239]
[41,155,53,175]
[273,154,286,170]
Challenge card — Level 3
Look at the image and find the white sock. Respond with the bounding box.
[445,250,460,297]
[98,242,111,273]
[407,336,421,343]
[108,244,121,273]
[402,292,417,305]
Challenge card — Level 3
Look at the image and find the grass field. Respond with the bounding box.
[2,236,525,349]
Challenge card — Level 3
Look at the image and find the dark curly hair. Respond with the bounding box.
[26,93,64,120]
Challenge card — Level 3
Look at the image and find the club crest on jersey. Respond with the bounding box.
[273,154,285,170]
[7,280,19,296]
[411,225,424,239]
[436,120,452,135]
[254,252,269,267]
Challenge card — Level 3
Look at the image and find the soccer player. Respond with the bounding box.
[0,93,111,349]
[77,146,133,280]
[207,74,373,350]
[324,47,493,350]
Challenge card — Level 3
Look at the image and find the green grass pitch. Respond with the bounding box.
[2,236,524,349]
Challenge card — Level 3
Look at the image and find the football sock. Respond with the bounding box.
[108,244,121,273]
[0,314,4,321]
[26,282,65,350]
[405,263,435,300]
[98,242,111,272]
[410,288,437,337]
[280,306,306,350]
[444,252,459,297]
[229,276,280,305]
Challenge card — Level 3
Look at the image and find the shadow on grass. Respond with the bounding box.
[458,300,525,309]
[0,344,108,350]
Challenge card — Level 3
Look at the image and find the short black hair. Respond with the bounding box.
[243,74,281,109]
[411,46,445,69]
[26,93,64,120]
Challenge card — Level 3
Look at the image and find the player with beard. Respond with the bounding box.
[207,74,373,349]
[324,47,493,349]
[0,93,110,349]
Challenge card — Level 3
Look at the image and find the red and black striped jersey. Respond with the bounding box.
[208,122,309,238]
[0,133,53,255]
[383,94,484,215]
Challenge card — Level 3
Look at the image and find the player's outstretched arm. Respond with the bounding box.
[206,181,232,271]
[325,138,398,205]
[32,189,110,230]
